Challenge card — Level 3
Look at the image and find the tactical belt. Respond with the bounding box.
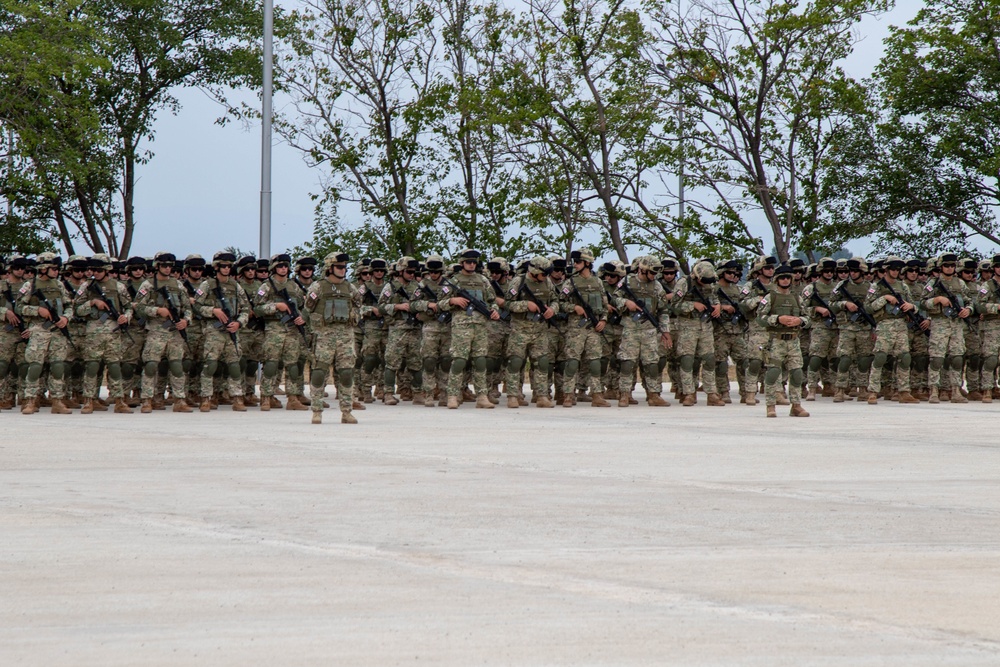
[773,332,799,340]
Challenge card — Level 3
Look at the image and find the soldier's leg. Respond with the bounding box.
[697,324,718,395]
[449,324,475,400]
[333,331,357,416]
[310,338,334,417]
[404,330,423,398]
[382,328,403,399]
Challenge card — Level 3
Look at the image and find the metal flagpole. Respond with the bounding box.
[259,0,273,260]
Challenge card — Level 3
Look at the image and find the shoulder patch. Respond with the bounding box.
[358,285,366,295]
[740,286,750,296]
[138,288,147,297]
[925,283,934,292]
[562,285,571,295]
[759,296,768,307]
[77,284,88,297]
[867,287,876,295]
[308,290,318,301]
[413,289,421,299]
[18,284,29,295]
[676,290,684,299]
[980,286,989,295]
[195,288,203,296]
[616,279,625,289]
[509,286,518,296]
[257,287,266,297]
[381,287,392,298]
[442,285,450,294]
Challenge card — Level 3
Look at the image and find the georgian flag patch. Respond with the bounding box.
[981,286,989,295]
[676,290,684,298]
[138,288,148,297]
[381,287,392,298]
[413,289,421,299]
[77,284,88,296]
[562,286,571,295]
[740,286,750,296]
[925,283,934,292]
[868,287,877,295]
[759,296,768,307]
[442,285,450,294]
[257,287,266,297]
[195,289,204,296]
[19,284,29,295]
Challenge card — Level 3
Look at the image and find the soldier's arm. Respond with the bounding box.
[506,278,531,314]
[254,283,278,318]
[919,279,939,312]
[135,282,163,319]
[672,278,696,316]
[235,285,251,327]
[116,283,134,320]
[864,286,890,313]
[193,282,217,320]
[480,275,499,313]
[72,283,94,318]
[378,283,400,316]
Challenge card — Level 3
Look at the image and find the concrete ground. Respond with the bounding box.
[1,387,998,666]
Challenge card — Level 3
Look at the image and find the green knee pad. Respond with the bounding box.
[858,356,873,373]
[203,360,219,379]
[85,361,102,378]
[26,362,43,383]
[872,351,888,370]
[310,368,327,388]
[897,353,911,370]
[336,367,354,387]
[181,359,193,375]
[410,370,422,388]
[947,355,964,372]
[642,363,659,382]
[715,359,729,377]
[168,360,184,378]
[423,357,439,374]
[587,359,602,378]
[507,356,524,373]
[383,368,396,388]
[121,362,135,381]
[143,361,159,377]
[245,359,259,376]
[0,360,7,378]
[619,360,635,378]
[50,361,66,380]
[262,360,279,378]
[808,355,823,373]
[600,357,610,376]
[452,357,468,374]
[929,357,944,372]
[107,363,122,382]
[486,357,500,374]
[679,355,695,373]
[472,357,487,372]
[699,354,714,371]
[764,367,782,384]
[748,359,762,376]
[439,357,452,374]
[536,356,551,374]
[837,357,852,373]
[564,359,579,379]
[967,354,982,370]
[914,355,929,372]
[657,356,667,373]
[225,362,240,380]
[983,356,998,373]
[363,356,379,373]
[286,364,302,382]
[789,368,804,386]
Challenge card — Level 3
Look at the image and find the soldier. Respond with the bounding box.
[254,253,309,411]
[863,257,920,404]
[305,252,361,424]
[502,256,559,408]
[235,255,263,405]
[359,258,389,401]
[958,257,983,399]
[379,257,424,405]
[410,255,452,407]
[558,248,610,407]
[921,253,973,403]
[614,255,672,407]
[133,252,193,413]
[289,256,319,404]
[902,259,931,399]
[485,257,512,402]
[16,253,75,414]
[194,252,250,412]
[657,259,681,398]
[975,254,1000,402]
[350,259,370,403]
[61,255,90,407]
[739,255,778,405]
[672,260,724,406]
[179,255,207,405]
[801,257,840,399]
[713,259,748,404]
[831,257,875,402]
[73,254,133,413]
[0,256,29,409]
[756,265,810,418]
[119,256,149,406]
[598,261,627,401]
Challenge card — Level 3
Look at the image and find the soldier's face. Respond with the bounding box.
[661,270,677,280]
[331,264,347,278]
[776,275,793,289]
[94,268,108,281]
[187,267,204,280]
[461,259,477,274]
[273,263,289,277]
[940,263,956,275]
[372,269,385,281]
[217,263,233,276]
[761,267,775,278]
[358,271,371,281]
[157,264,172,277]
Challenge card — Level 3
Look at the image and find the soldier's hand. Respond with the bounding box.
[371,307,382,317]
[428,302,438,312]
[293,315,305,326]
[721,304,735,314]
[526,300,540,313]
[624,299,640,312]
[933,296,950,307]
[920,319,931,331]
[490,310,500,321]
[175,318,188,331]
[574,305,586,316]
[495,297,506,307]
[395,303,410,312]
[692,301,706,312]
[778,315,801,327]
[275,302,291,314]
[844,301,858,312]
[901,302,914,312]
[595,320,606,332]
[92,299,109,311]
[661,332,673,349]
[38,306,52,320]
[711,304,722,318]
[55,316,69,329]
[450,297,469,309]
[815,306,831,318]
[542,306,555,320]
[959,307,971,318]
[213,308,230,324]
[884,295,898,305]
[4,310,19,325]
[226,321,240,333]
[117,314,128,325]
[156,307,171,319]
[21,328,30,340]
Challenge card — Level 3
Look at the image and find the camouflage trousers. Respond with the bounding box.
[979,319,1000,390]
[600,325,623,394]
[449,320,488,397]
[506,320,550,398]
[200,328,243,399]
[360,326,387,396]
[140,328,188,400]
[927,317,965,390]
[0,328,24,397]
[618,322,664,395]
[241,327,265,396]
[713,329,748,397]
[310,324,356,414]
[868,319,910,394]
[764,335,803,406]
[261,324,303,397]
[82,323,126,400]
[121,325,147,397]
[673,317,717,395]
[24,326,72,399]
[835,326,874,389]
[65,322,86,397]
[384,326,422,394]
[561,323,604,396]
[548,323,568,396]
[908,325,930,391]
[745,325,769,389]
[963,322,983,392]
[486,319,510,391]
[807,325,839,390]
[420,322,452,397]
[184,322,205,397]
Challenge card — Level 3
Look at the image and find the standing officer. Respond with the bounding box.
[671,260,724,406]
[615,256,672,407]
[254,253,308,411]
[921,253,972,403]
[194,252,250,412]
[756,265,810,418]
[503,256,557,408]
[864,257,920,404]
[559,248,610,407]
[379,257,424,405]
[713,259,748,403]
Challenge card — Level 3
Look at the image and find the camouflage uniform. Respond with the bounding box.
[864,273,915,398]
[411,263,452,405]
[600,263,627,399]
[738,277,773,404]
[712,271,749,402]
[920,265,969,399]
[975,266,1000,400]
[903,266,930,395]
[72,265,133,406]
[15,258,74,409]
[134,271,193,403]
[254,268,308,404]
[194,264,251,404]
[438,255,498,403]
[0,267,28,406]
[484,263,512,398]
[60,262,89,402]
[504,259,557,405]
[557,266,609,403]
[831,269,875,394]
[305,255,360,421]
[122,259,151,403]
[672,267,721,403]
[614,260,671,405]
[801,273,840,396]
[378,262,424,402]
[359,272,389,400]
[237,258,265,403]
[756,271,811,414]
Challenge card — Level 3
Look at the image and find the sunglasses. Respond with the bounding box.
[217,263,233,269]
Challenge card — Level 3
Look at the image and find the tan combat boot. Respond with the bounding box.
[461,387,476,403]
[766,404,776,418]
[140,398,153,414]
[383,393,399,406]
[535,396,554,408]
[983,391,993,404]
[507,396,520,409]
[172,400,193,413]
[832,388,845,403]
[115,398,133,414]
[648,393,670,407]
[706,393,724,406]
[80,398,95,415]
[50,399,72,414]
[475,394,495,409]
[341,411,357,424]
[412,391,426,406]
[721,391,732,404]
[897,392,919,404]
[244,393,260,407]
[951,391,969,404]
[200,398,212,413]
[286,395,308,411]
[928,387,940,404]
[447,395,460,409]
[775,390,790,406]
[591,393,610,407]
[681,394,696,407]
[352,400,366,411]
[790,404,810,417]
[562,396,574,407]
[232,397,247,412]
[298,394,312,406]
[744,391,758,406]
[617,394,629,408]
[867,392,878,405]
[311,412,322,424]
[260,396,271,412]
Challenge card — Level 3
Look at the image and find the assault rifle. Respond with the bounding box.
[394,284,419,325]
[156,284,190,345]
[716,285,748,330]
[565,276,609,341]
[615,278,666,332]
[440,277,494,319]
[804,286,837,329]
[30,284,73,342]
[490,279,511,321]
[2,284,26,341]
[933,278,973,330]
[834,282,878,330]
[415,282,451,324]
[879,278,930,337]
[87,280,134,343]
[270,279,308,343]
[515,277,556,326]
[125,282,147,327]
[687,281,717,323]
[359,284,384,330]
[211,282,240,351]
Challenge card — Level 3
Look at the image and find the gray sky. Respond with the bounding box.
[129,2,922,261]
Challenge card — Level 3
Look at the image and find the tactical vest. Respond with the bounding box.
[765,290,802,333]
[313,279,354,326]
[923,275,966,318]
[564,275,605,314]
[24,278,66,322]
[84,278,126,322]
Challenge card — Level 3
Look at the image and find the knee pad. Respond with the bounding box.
[553,360,566,375]
[485,357,499,374]
[422,357,439,374]
[107,362,122,382]
[472,356,487,372]
[536,356,551,375]
[587,359,602,378]
[245,359,259,375]
[929,357,944,372]
[383,368,396,387]
[85,361,102,378]
[564,359,579,378]
[121,362,135,381]
[913,355,929,372]
[49,361,66,380]
[790,368,804,386]
[452,357,468,374]
[747,359,762,375]
[967,354,982,369]
[699,354,714,370]
[26,362,43,383]
[982,355,998,373]
[872,351,888,370]
[284,364,301,381]
[0,360,7,378]
[181,359,193,374]
[808,355,823,373]
[226,362,241,380]
[168,360,184,378]
[679,355,695,373]
[202,360,219,378]
[657,356,667,373]
[143,360,159,377]
[715,359,728,377]
[262,360,279,378]
[897,353,911,370]
[507,356,524,373]
[363,356,378,373]
[837,356,852,374]
[764,367,782,384]
[619,360,635,378]
[310,368,327,388]
[600,357,610,376]
[439,357,452,374]
[948,355,964,372]
[336,367,354,387]
[410,370,422,388]
[642,362,660,382]
[858,356,873,373]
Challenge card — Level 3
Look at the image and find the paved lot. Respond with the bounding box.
[1,389,998,666]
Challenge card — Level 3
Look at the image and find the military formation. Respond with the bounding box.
[2,248,998,422]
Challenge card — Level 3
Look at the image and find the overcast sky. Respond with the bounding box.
[128,3,922,262]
